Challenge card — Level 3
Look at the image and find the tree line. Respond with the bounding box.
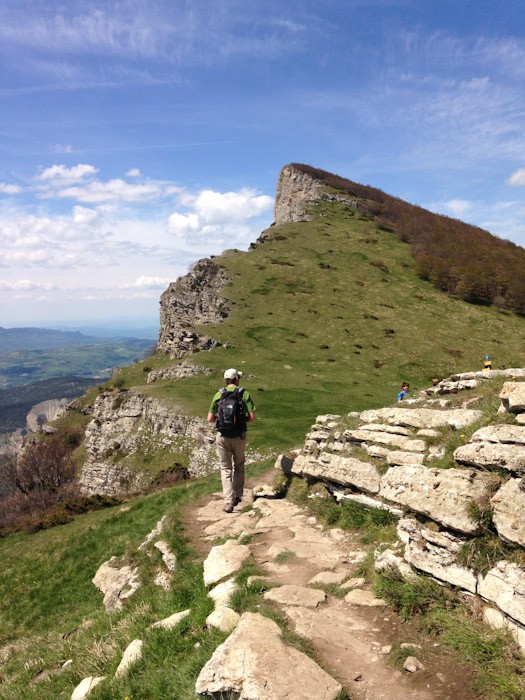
[293,164,525,315]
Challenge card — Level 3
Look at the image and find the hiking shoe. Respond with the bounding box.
[223,504,234,513]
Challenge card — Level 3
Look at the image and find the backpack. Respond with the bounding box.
[216,387,247,436]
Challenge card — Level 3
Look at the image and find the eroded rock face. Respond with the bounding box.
[478,561,525,626]
[80,390,215,495]
[291,453,381,494]
[380,466,499,534]
[195,612,342,700]
[471,425,525,444]
[492,478,525,546]
[397,518,477,593]
[158,258,228,357]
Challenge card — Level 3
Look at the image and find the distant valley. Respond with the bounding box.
[0,327,156,432]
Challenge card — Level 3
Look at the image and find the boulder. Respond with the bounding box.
[454,442,525,474]
[483,606,525,653]
[206,606,240,632]
[386,450,425,467]
[398,519,477,593]
[291,453,381,494]
[71,676,105,700]
[478,561,525,626]
[115,639,143,678]
[500,382,525,413]
[195,611,342,699]
[492,479,525,546]
[92,557,141,613]
[380,466,498,534]
[150,609,191,630]
[203,540,250,587]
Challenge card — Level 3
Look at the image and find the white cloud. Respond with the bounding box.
[72,205,99,224]
[126,168,142,177]
[54,178,174,203]
[0,279,55,291]
[0,183,22,194]
[508,169,525,186]
[444,199,472,217]
[34,163,98,184]
[120,276,170,289]
[194,188,273,224]
[168,187,273,239]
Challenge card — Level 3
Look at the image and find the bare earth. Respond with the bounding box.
[185,470,481,700]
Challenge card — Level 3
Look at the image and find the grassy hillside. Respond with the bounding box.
[127,196,525,454]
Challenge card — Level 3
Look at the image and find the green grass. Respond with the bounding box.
[102,199,525,460]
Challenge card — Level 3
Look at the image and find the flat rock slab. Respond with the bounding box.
[195,612,342,700]
[204,511,256,539]
[308,570,349,585]
[206,606,240,632]
[292,453,381,493]
[203,540,251,587]
[268,525,348,569]
[454,442,525,474]
[264,584,327,607]
[344,589,386,606]
[500,382,525,413]
[472,425,525,444]
[360,407,482,429]
[115,639,142,678]
[71,676,105,700]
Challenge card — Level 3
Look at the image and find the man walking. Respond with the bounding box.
[207,368,256,513]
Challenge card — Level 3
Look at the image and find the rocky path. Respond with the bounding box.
[188,475,479,700]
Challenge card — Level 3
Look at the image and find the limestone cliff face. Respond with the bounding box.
[157,258,230,357]
[79,389,216,496]
[274,164,360,224]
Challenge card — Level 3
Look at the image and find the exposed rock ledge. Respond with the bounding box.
[80,390,215,496]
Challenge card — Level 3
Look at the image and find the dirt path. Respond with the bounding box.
[185,470,480,700]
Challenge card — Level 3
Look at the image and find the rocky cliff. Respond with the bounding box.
[274,163,361,224]
[157,258,230,357]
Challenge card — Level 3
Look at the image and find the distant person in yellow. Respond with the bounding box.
[207,368,256,513]
[483,355,492,371]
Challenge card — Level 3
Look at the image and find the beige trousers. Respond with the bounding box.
[216,432,246,506]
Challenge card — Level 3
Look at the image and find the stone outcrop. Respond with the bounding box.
[274,164,360,224]
[157,258,229,357]
[195,612,343,699]
[380,465,499,534]
[279,370,525,649]
[491,478,525,546]
[92,557,141,613]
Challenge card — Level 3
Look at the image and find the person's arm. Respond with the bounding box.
[207,412,216,424]
[248,411,256,423]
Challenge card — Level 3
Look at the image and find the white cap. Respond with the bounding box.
[224,368,242,380]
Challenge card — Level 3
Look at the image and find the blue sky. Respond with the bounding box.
[2,0,525,329]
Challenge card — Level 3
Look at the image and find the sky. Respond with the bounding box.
[2,0,525,330]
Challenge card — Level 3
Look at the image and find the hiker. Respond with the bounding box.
[397,382,410,401]
[483,355,492,371]
[207,368,256,513]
